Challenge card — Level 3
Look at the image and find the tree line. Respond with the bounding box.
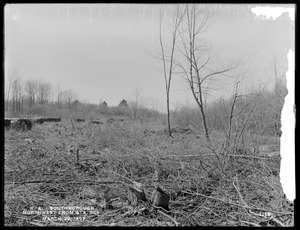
[4,72,161,123]
[5,72,78,115]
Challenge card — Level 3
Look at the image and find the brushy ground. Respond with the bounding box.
[4,117,294,226]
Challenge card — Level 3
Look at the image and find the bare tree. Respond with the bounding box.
[36,80,52,105]
[5,69,17,112]
[56,85,64,108]
[19,82,25,114]
[175,4,239,143]
[159,5,185,137]
[130,83,142,123]
[224,79,248,149]
[24,79,38,108]
[11,76,23,114]
[63,89,77,109]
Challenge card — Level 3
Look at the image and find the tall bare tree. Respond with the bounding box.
[175,4,239,143]
[5,69,17,112]
[24,79,38,107]
[36,80,52,105]
[130,83,142,123]
[159,5,185,137]
[18,82,25,114]
[11,76,23,114]
[56,85,64,108]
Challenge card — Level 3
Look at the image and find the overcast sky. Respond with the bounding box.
[4,4,294,110]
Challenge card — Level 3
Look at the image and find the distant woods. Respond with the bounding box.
[4,70,287,137]
[4,75,160,123]
[5,75,78,116]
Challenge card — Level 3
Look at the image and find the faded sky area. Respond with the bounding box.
[4,4,294,110]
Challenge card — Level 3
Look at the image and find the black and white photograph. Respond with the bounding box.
[4,4,295,226]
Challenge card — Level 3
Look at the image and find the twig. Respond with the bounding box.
[199,160,209,173]
[203,145,228,177]
[260,176,281,197]
[28,221,48,226]
[240,220,260,227]
[76,149,79,164]
[44,151,57,166]
[109,170,135,185]
[56,154,75,166]
[232,177,249,208]
[204,144,222,165]
[269,216,286,227]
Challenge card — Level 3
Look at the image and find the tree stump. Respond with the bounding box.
[127,185,147,206]
[151,186,170,211]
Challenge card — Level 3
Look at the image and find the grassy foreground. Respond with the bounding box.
[4,117,294,226]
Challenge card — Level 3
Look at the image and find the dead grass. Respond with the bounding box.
[4,118,294,226]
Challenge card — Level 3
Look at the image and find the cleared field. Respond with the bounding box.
[4,118,293,226]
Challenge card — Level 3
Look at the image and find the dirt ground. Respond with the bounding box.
[4,117,294,226]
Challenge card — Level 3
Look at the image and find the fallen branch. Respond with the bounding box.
[240,220,260,227]
[28,221,48,227]
[232,177,250,208]
[270,216,286,227]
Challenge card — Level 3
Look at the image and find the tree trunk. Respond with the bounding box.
[196,71,210,144]
[199,104,210,143]
[18,99,21,114]
[189,84,211,144]
[5,99,9,112]
[12,98,15,113]
[166,93,172,137]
